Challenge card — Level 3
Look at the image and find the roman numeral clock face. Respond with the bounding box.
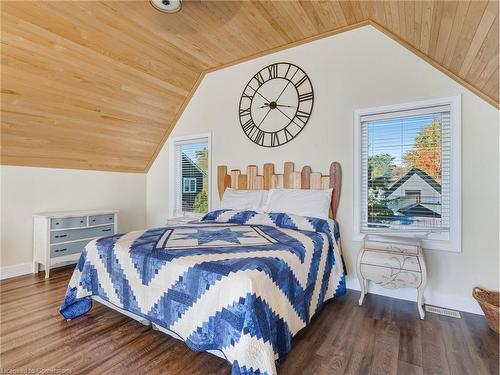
[238,63,314,147]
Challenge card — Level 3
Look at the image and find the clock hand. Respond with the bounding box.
[275,104,297,108]
[258,102,297,109]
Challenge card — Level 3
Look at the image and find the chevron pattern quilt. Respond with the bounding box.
[60,210,346,375]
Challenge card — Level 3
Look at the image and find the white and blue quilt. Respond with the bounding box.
[60,210,346,375]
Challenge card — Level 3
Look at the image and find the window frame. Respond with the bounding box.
[353,96,461,252]
[168,132,212,219]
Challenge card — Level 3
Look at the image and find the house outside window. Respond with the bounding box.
[169,134,211,218]
[353,96,461,252]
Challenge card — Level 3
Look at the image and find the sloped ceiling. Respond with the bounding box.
[1,1,498,172]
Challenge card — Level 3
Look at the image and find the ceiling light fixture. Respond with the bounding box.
[150,0,182,14]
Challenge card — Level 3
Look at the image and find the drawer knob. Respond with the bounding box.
[55,248,67,253]
[102,228,111,232]
[55,234,67,238]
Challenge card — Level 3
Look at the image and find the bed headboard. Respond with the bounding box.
[217,161,342,220]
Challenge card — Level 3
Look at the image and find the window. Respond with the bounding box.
[169,134,211,217]
[183,178,197,193]
[404,190,421,204]
[354,97,461,252]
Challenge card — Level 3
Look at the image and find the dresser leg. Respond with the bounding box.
[45,266,50,279]
[417,287,425,319]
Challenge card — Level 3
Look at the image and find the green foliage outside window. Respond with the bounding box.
[193,187,208,213]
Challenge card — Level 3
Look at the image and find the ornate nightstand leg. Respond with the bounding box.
[417,252,427,319]
[359,279,368,305]
[417,287,425,319]
[358,282,366,306]
[358,288,365,306]
[356,247,366,306]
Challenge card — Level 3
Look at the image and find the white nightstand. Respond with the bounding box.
[356,236,427,319]
[166,216,199,226]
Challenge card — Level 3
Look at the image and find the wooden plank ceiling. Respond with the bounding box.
[1,1,498,172]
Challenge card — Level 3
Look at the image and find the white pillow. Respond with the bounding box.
[263,188,332,220]
[220,188,268,212]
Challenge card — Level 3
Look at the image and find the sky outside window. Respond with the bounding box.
[368,113,442,168]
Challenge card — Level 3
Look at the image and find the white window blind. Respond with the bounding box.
[173,137,209,216]
[360,104,451,233]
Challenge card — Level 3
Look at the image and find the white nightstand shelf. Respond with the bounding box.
[356,236,427,319]
[166,216,200,226]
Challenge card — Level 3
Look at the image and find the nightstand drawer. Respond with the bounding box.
[50,240,89,258]
[360,264,422,289]
[89,214,115,226]
[364,240,419,255]
[50,225,114,243]
[51,216,87,229]
[361,250,421,272]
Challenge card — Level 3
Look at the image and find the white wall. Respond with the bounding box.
[147,25,499,314]
[1,166,147,274]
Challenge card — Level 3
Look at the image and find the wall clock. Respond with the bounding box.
[238,62,314,147]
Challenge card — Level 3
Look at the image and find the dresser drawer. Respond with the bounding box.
[89,214,115,226]
[364,240,419,255]
[360,264,422,289]
[51,216,87,229]
[50,240,90,258]
[361,250,421,272]
[50,225,115,243]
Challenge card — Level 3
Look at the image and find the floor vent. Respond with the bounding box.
[425,305,461,318]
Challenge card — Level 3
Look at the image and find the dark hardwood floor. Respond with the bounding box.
[0,266,498,374]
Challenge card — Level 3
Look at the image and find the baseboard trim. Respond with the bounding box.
[0,262,33,280]
[346,275,483,315]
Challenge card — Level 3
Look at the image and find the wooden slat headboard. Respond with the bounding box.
[217,161,342,220]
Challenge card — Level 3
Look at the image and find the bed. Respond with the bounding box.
[60,161,346,375]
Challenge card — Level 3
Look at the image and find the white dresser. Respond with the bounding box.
[33,209,118,278]
[356,236,427,319]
